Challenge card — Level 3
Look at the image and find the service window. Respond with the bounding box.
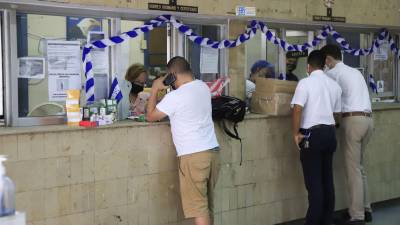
[325,32,369,72]
[118,19,168,119]
[285,30,311,81]
[246,29,279,79]
[326,32,398,99]
[371,33,398,98]
[120,20,168,84]
[15,13,110,118]
[182,24,226,82]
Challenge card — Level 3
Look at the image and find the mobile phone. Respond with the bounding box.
[163,73,176,86]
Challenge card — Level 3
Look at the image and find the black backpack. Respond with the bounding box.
[211,95,246,165]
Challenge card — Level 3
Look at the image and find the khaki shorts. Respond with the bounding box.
[178,150,220,218]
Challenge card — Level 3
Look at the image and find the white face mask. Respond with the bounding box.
[323,65,330,73]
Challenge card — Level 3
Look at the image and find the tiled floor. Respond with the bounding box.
[278,198,400,225]
[369,199,400,225]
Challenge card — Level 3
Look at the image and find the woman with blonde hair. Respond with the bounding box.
[125,63,148,110]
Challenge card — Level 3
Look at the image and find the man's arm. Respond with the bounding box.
[292,104,304,150]
[334,113,341,128]
[146,78,167,122]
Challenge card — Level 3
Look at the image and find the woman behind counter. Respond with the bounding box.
[120,63,148,119]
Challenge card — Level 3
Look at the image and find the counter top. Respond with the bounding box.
[0,102,398,136]
[0,120,169,136]
[372,102,400,111]
[0,114,274,136]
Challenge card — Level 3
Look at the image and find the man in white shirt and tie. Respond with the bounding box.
[292,50,342,225]
[321,45,373,225]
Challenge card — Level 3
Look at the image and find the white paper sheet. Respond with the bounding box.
[377,80,384,93]
[200,47,219,74]
[374,40,389,61]
[18,57,45,79]
[47,40,82,101]
[88,31,110,99]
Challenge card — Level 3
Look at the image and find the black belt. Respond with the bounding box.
[308,124,335,130]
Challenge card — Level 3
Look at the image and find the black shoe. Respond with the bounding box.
[364,211,372,223]
[341,219,365,225]
[333,212,347,225]
[338,211,372,223]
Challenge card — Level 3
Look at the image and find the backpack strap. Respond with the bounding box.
[221,120,243,166]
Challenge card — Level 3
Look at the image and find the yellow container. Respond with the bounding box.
[66,90,81,126]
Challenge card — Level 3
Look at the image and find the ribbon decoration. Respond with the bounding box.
[82,15,400,103]
[368,74,378,94]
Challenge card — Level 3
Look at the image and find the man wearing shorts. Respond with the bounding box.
[146,56,220,225]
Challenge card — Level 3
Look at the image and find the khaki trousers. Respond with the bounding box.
[342,116,374,220]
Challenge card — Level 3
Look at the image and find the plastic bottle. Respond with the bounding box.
[0,156,15,217]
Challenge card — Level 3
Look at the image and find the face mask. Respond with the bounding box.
[287,63,297,72]
[130,83,144,95]
[323,65,330,73]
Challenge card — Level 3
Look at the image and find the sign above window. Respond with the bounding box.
[235,6,256,17]
[148,0,198,13]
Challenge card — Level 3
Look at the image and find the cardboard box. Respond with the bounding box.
[250,92,293,116]
[255,77,297,94]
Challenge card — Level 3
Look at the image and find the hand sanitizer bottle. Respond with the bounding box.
[0,156,15,217]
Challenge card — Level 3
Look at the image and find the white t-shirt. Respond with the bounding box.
[291,70,342,129]
[156,80,219,156]
[326,62,372,113]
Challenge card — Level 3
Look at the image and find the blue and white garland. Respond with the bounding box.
[82,14,400,102]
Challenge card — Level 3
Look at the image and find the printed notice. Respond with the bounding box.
[47,40,82,101]
[18,57,45,79]
[374,40,389,61]
[88,31,110,99]
[200,47,219,74]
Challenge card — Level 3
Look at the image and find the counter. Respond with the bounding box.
[0,106,399,225]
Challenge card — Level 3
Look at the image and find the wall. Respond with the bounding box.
[46,0,400,27]
[1,108,399,225]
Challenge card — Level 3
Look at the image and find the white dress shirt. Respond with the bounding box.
[326,62,372,113]
[291,70,342,129]
[246,80,256,98]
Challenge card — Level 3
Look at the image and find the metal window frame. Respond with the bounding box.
[0,10,4,122]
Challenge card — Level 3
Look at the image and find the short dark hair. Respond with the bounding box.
[167,56,192,74]
[307,50,325,69]
[320,44,342,60]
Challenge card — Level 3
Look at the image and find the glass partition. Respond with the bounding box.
[184,24,224,82]
[246,30,279,79]
[120,20,168,85]
[285,30,309,81]
[372,33,396,97]
[16,13,110,118]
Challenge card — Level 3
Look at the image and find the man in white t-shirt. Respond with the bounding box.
[291,50,342,225]
[146,56,219,225]
[321,45,373,225]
